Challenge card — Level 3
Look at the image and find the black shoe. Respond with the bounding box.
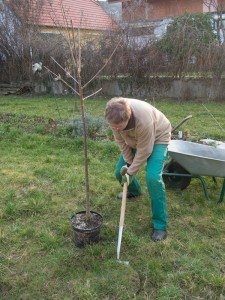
[117,192,136,200]
[151,230,167,241]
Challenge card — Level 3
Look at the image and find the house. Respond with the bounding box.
[97,0,122,21]
[108,0,225,22]
[0,0,117,86]
[108,0,225,39]
[3,0,117,38]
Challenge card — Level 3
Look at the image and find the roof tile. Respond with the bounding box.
[30,0,117,30]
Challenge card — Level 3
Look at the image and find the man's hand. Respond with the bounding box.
[120,165,128,176]
[121,173,133,186]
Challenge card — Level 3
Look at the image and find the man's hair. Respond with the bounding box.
[105,97,131,124]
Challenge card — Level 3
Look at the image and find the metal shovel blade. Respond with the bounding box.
[117,225,123,260]
[116,182,129,264]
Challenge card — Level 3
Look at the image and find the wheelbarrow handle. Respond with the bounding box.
[171,115,192,133]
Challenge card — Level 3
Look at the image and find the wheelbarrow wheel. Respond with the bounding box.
[163,160,191,190]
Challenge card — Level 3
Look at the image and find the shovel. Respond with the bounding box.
[117,182,129,265]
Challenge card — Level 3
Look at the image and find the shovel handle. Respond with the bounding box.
[119,182,128,227]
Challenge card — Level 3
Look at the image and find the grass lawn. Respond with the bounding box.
[0,95,225,299]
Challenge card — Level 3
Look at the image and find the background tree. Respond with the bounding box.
[156,13,217,79]
[0,0,67,83]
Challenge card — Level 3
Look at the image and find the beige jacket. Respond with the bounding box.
[113,98,171,175]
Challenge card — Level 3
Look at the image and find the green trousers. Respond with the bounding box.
[115,144,168,230]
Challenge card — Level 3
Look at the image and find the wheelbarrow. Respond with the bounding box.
[163,140,225,204]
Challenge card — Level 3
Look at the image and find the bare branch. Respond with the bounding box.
[44,66,80,96]
[82,38,122,88]
[50,56,78,84]
[83,88,102,100]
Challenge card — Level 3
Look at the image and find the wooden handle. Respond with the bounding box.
[119,182,128,227]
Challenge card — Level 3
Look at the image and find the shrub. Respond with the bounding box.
[69,114,104,139]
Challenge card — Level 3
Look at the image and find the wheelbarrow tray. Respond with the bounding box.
[168,140,225,178]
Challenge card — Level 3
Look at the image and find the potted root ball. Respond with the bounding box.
[71,211,103,248]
